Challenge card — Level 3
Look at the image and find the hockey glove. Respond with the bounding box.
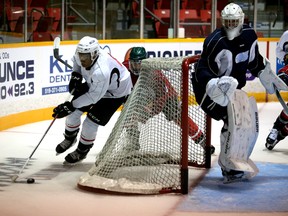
[284,54,288,65]
[72,82,89,99]
[258,58,288,94]
[52,101,75,118]
[206,76,238,107]
[69,72,83,95]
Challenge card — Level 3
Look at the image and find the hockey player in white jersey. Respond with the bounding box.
[191,3,288,183]
[265,30,288,150]
[52,36,132,164]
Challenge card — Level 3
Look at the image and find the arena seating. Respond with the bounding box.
[7,0,63,41]
[179,9,203,38]
[153,9,171,38]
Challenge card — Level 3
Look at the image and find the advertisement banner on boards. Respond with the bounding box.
[0,39,278,117]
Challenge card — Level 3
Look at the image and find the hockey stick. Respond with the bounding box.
[11,92,74,182]
[275,86,288,114]
[53,36,73,69]
[11,118,57,182]
[11,39,74,182]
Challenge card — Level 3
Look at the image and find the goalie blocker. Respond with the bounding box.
[259,58,288,94]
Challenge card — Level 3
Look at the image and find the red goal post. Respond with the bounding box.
[78,55,212,195]
[181,55,212,193]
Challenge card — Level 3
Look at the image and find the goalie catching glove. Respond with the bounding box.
[258,58,288,94]
[206,76,238,107]
[52,101,75,118]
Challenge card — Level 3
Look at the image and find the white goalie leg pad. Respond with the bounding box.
[218,90,259,177]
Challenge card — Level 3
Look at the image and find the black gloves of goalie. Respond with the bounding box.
[52,101,75,118]
[69,72,89,96]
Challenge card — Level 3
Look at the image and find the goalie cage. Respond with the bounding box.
[78,55,212,195]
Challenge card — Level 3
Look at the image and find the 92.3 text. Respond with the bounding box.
[0,82,34,100]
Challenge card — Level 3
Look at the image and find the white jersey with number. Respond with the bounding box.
[71,49,132,109]
[276,30,288,61]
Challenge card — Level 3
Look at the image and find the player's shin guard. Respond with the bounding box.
[187,117,215,154]
[56,129,79,154]
[64,142,93,164]
[187,117,202,143]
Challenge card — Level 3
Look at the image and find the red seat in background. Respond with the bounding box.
[153,9,170,38]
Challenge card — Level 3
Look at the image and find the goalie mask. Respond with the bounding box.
[129,47,147,75]
[76,36,100,68]
[221,3,244,40]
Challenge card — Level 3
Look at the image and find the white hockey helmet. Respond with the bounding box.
[221,3,244,40]
[76,36,99,62]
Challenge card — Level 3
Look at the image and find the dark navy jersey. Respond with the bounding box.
[192,25,266,120]
[194,24,265,90]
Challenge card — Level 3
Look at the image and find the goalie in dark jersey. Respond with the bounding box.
[123,47,215,154]
[191,3,288,183]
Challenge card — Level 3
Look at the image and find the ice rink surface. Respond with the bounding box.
[0,102,288,216]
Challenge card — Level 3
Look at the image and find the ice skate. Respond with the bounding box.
[64,143,93,165]
[56,129,79,155]
[197,135,215,155]
[56,138,77,155]
[210,145,215,154]
[222,169,245,184]
[265,128,280,150]
[64,150,88,165]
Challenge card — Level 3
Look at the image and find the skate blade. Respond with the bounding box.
[62,158,86,166]
[63,161,82,166]
[265,142,276,151]
[223,175,248,184]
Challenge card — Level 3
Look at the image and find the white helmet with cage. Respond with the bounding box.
[76,36,100,62]
[221,3,244,40]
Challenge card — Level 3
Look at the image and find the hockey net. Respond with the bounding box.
[78,55,211,194]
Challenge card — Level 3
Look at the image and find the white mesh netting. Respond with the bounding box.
[78,56,210,194]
